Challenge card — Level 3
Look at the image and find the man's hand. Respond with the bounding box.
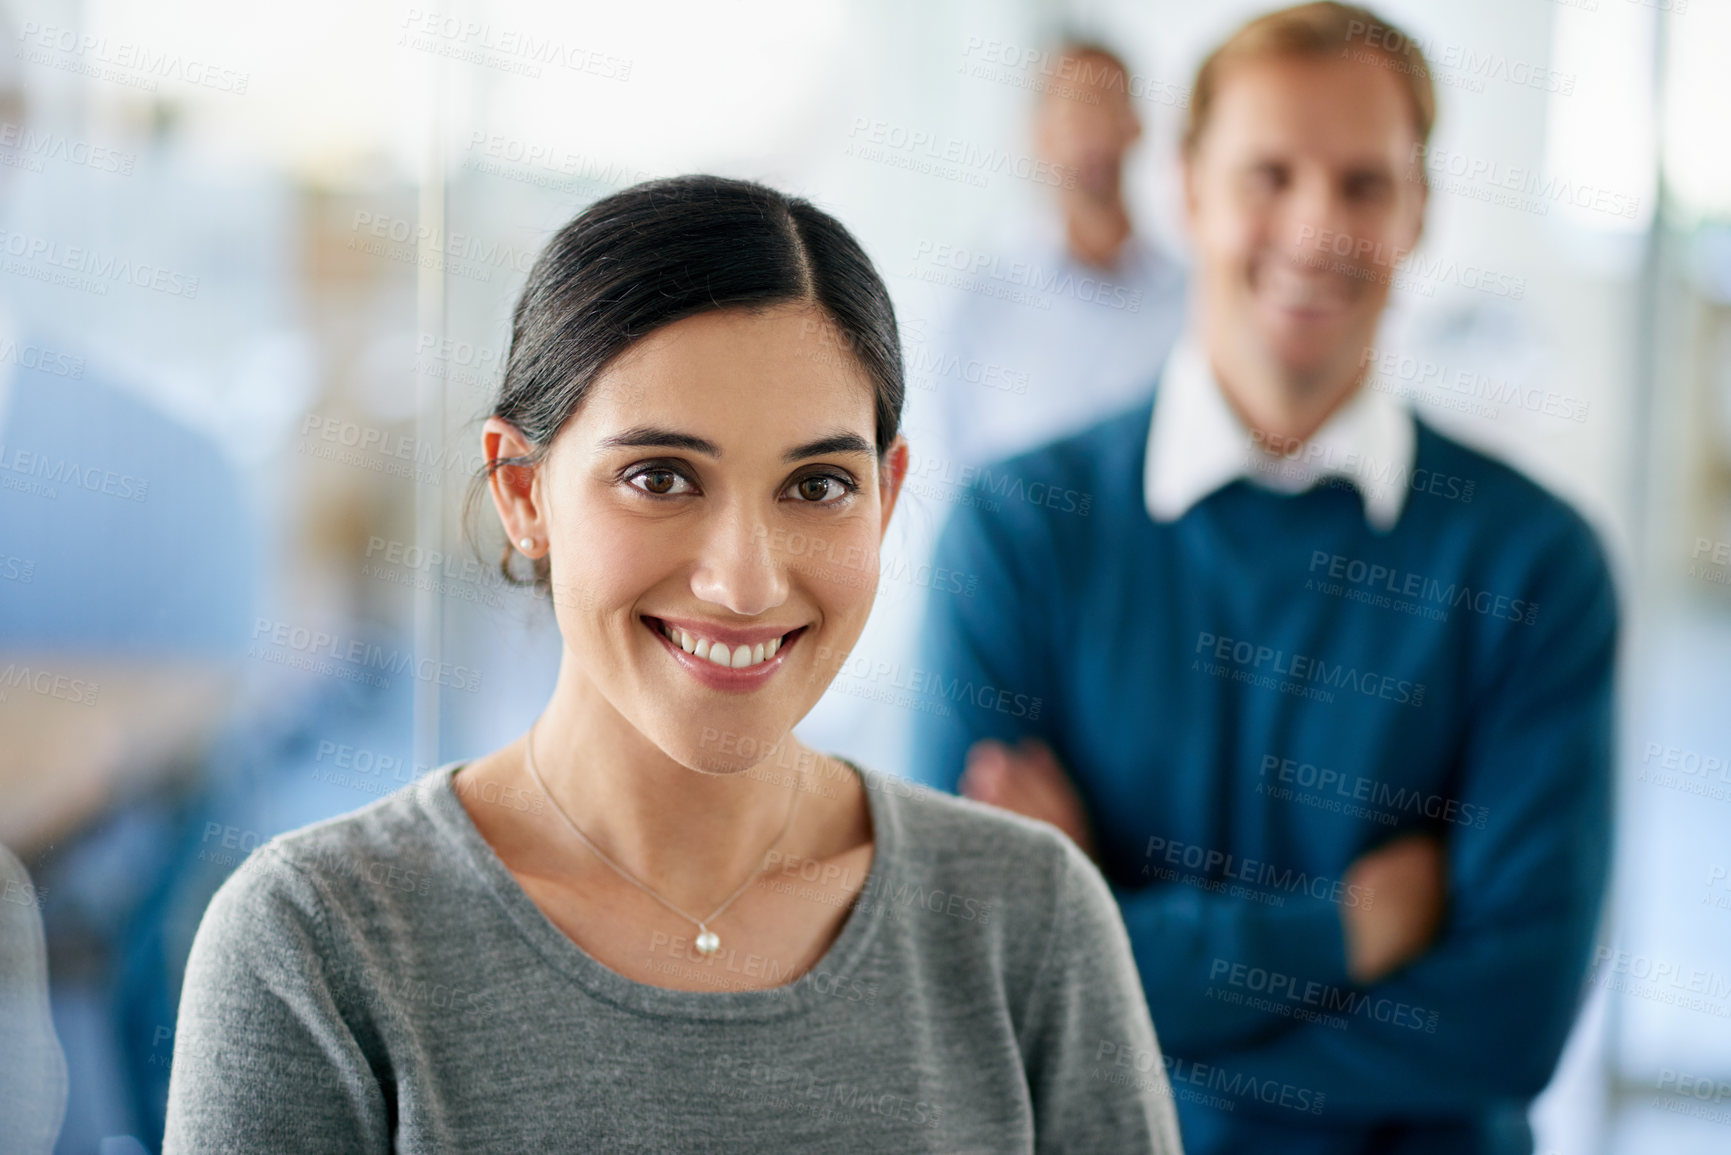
[959,737,1098,860]
[1341,833,1448,985]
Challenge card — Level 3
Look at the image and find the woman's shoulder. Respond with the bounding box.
[859,766,1108,935]
[205,766,458,931]
[855,767,1133,1026]
[866,767,1070,861]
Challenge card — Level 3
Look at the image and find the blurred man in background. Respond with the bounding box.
[913,4,1616,1152]
[926,36,1187,469]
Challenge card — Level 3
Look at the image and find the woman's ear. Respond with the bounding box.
[877,435,910,541]
[483,416,544,554]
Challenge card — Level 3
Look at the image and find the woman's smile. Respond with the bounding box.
[642,614,809,691]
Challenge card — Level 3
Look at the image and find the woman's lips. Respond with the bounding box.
[643,616,806,691]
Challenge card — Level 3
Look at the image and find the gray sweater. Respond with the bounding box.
[1,842,67,1155]
[162,761,1182,1153]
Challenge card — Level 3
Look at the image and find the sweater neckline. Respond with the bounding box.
[417,755,898,1023]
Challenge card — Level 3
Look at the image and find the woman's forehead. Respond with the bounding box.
[581,308,878,429]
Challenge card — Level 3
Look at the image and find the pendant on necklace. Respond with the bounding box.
[695,929,721,955]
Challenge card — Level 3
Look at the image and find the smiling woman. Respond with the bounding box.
[160,176,1182,1154]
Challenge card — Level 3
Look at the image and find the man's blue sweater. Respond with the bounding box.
[909,398,1617,1154]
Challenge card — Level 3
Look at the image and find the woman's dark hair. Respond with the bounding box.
[464,174,905,598]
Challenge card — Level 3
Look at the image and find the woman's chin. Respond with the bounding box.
[650,715,802,776]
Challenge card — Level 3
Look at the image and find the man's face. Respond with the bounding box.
[1183,55,1426,384]
[1034,52,1141,201]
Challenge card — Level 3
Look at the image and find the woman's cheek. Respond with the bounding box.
[778,527,878,606]
[546,527,653,631]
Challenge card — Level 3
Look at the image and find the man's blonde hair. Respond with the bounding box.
[1183,2,1436,159]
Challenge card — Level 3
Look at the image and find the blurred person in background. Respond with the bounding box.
[926,35,1187,470]
[912,4,1617,1153]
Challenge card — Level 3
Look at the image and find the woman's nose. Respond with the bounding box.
[687,510,789,617]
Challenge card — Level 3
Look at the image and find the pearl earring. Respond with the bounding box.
[519,538,535,552]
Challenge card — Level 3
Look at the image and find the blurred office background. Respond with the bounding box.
[0,0,1726,1151]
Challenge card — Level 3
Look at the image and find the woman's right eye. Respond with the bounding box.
[627,467,694,497]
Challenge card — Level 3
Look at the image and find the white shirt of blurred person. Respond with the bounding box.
[925,41,1186,470]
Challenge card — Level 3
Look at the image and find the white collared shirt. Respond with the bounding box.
[1143,331,1415,532]
[924,220,1188,469]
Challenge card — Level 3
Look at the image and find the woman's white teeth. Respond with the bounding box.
[660,622,782,669]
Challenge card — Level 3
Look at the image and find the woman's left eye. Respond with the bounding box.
[788,474,855,504]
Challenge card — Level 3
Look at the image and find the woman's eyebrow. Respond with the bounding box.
[783,432,873,463]
[596,426,721,456]
[595,426,872,463]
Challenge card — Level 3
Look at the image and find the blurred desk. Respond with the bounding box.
[0,660,233,856]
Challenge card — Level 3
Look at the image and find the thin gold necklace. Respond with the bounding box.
[522,721,802,955]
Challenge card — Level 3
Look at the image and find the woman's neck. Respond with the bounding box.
[521,664,816,910]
